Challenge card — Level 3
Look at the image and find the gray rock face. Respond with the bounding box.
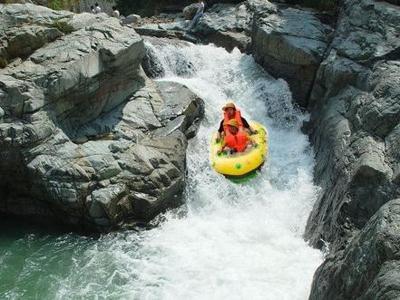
[192,3,252,52]
[331,0,400,65]
[309,199,400,300]
[251,3,333,107]
[0,4,73,67]
[155,81,204,138]
[304,0,400,298]
[141,36,196,79]
[142,42,166,78]
[135,1,257,53]
[0,4,204,230]
[134,22,200,44]
[305,0,400,251]
[306,59,400,250]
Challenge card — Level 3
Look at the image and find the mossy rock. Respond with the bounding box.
[50,21,74,34]
[0,57,8,68]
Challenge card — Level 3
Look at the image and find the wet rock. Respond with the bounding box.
[0,106,4,122]
[142,37,166,78]
[251,5,332,107]
[306,61,400,251]
[0,4,204,231]
[142,36,196,78]
[155,81,204,138]
[309,199,400,300]
[197,3,251,33]
[142,45,165,78]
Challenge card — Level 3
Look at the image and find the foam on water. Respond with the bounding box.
[0,42,322,300]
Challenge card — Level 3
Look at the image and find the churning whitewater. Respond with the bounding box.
[1,42,322,300]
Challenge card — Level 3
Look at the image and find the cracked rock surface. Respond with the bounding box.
[0,4,204,230]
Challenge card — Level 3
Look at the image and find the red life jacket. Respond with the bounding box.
[223,110,249,152]
[223,110,244,132]
[224,131,249,152]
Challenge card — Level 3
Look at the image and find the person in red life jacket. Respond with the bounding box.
[221,119,252,153]
[217,102,256,141]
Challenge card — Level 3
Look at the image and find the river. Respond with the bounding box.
[0,42,322,300]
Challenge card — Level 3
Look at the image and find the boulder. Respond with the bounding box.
[309,199,400,300]
[251,4,333,107]
[192,3,252,52]
[0,4,204,230]
[141,36,196,79]
[183,3,199,20]
[154,81,204,138]
[135,2,253,53]
[122,14,141,25]
[142,42,166,78]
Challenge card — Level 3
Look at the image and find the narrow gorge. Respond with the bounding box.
[0,0,399,299]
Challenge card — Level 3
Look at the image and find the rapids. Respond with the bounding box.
[0,42,322,300]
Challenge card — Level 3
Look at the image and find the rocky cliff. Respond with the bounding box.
[310,199,400,300]
[1,0,399,297]
[0,4,204,230]
[251,2,333,107]
[134,0,334,108]
[305,0,400,247]
[304,1,400,298]
[250,0,400,298]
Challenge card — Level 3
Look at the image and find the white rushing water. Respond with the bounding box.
[53,42,323,300]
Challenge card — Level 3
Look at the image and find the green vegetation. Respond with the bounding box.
[0,57,8,68]
[47,0,80,10]
[0,0,80,10]
[50,20,74,34]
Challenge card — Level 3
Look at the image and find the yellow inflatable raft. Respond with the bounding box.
[210,122,268,177]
